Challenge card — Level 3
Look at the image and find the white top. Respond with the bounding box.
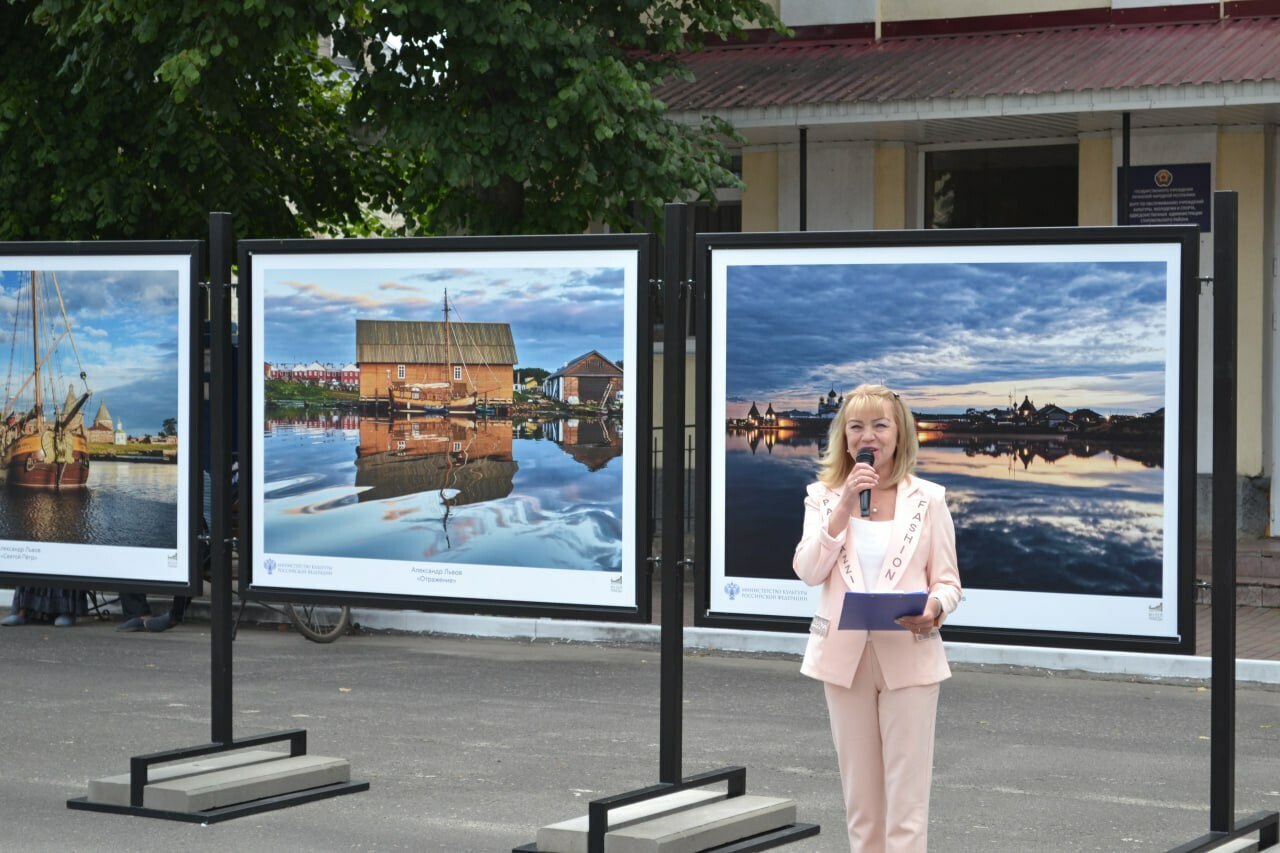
[850,516,892,590]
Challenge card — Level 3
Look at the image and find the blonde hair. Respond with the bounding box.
[817,384,918,489]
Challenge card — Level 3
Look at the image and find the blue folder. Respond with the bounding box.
[838,590,929,631]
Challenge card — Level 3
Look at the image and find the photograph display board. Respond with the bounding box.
[698,229,1197,651]
[0,245,198,589]
[241,237,646,618]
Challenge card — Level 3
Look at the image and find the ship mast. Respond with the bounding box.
[443,288,451,392]
[30,271,42,430]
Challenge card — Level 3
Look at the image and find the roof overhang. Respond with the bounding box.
[659,17,1280,145]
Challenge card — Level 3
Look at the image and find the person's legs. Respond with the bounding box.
[143,595,191,632]
[879,676,940,853]
[825,644,887,853]
[1,588,26,626]
[116,592,151,631]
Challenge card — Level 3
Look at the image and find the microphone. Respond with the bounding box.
[855,448,875,518]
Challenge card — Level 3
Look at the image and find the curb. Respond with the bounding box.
[5,590,1275,685]
[346,607,1280,686]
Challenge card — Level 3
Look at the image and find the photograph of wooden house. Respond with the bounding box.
[542,350,623,408]
[356,315,518,414]
[248,247,640,610]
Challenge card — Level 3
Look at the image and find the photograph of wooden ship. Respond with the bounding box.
[0,262,183,551]
[1,271,93,489]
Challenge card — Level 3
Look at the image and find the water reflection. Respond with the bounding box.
[355,417,517,505]
[262,411,624,571]
[723,429,1165,596]
[0,461,177,548]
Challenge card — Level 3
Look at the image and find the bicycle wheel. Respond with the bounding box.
[285,602,351,643]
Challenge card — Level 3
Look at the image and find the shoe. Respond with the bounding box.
[1,613,27,627]
[144,613,179,632]
[116,616,147,632]
[53,614,76,627]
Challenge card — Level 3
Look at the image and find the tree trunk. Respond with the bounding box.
[477,175,525,234]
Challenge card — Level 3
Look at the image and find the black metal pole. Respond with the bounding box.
[208,212,234,745]
[1209,191,1237,833]
[660,203,690,785]
[1120,112,1131,226]
[799,127,808,232]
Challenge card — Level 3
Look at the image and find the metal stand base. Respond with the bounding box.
[67,780,370,824]
[1167,810,1279,852]
[513,823,819,853]
[515,766,818,853]
[66,728,369,824]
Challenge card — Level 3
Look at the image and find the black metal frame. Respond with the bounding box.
[1168,194,1278,851]
[515,205,819,852]
[0,239,203,596]
[236,234,654,623]
[65,215,368,823]
[691,225,1199,655]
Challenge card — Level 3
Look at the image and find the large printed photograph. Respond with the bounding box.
[0,253,191,583]
[249,247,639,611]
[708,240,1188,641]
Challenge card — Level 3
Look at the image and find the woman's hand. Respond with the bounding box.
[896,598,940,636]
[844,459,879,512]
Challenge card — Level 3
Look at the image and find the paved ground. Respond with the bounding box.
[1,615,1277,852]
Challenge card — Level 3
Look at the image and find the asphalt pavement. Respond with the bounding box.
[1,616,1277,852]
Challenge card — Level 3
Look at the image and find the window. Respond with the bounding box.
[397,364,405,380]
[925,144,1077,228]
[453,366,462,381]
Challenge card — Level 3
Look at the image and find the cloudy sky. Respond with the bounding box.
[725,260,1170,418]
[264,264,627,373]
[0,268,179,435]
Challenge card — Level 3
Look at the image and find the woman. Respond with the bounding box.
[792,384,961,853]
[1,586,88,627]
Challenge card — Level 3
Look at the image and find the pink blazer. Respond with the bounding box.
[792,474,962,690]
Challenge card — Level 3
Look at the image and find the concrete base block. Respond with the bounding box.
[605,795,796,853]
[87,750,287,807]
[537,788,726,853]
[142,755,350,813]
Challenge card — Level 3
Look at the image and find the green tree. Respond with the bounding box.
[0,0,393,240]
[161,417,178,437]
[516,367,550,384]
[332,0,784,234]
[2,0,782,240]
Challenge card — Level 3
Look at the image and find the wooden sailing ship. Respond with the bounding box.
[1,271,93,488]
[387,290,478,415]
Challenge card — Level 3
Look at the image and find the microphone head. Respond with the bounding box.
[855,447,875,466]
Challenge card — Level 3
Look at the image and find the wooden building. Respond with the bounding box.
[543,351,623,406]
[356,319,517,405]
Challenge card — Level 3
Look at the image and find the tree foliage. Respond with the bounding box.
[1,0,783,240]
[0,0,394,240]
[330,0,784,234]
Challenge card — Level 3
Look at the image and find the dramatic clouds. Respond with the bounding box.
[0,268,179,435]
[725,260,1170,416]
[264,264,627,372]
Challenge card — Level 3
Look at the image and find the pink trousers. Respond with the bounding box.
[823,641,940,853]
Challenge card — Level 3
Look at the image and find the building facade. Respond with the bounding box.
[663,0,1280,535]
[355,319,518,404]
[543,351,624,406]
